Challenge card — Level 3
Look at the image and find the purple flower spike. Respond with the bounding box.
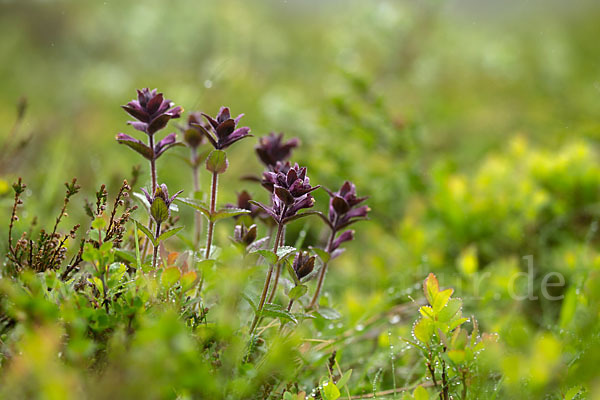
[326,181,369,231]
[121,88,183,136]
[255,132,300,168]
[253,164,319,224]
[192,106,252,150]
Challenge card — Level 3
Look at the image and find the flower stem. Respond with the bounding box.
[248,219,285,336]
[308,227,336,309]
[142,134,157,263]
[152,222,161,268]
[191,148,202,248]
[205,171,218,259]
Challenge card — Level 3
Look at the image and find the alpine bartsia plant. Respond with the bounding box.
[140,184,183,268]
[248,164,319,335]
[187,107,252,259]
[308,180,369,309]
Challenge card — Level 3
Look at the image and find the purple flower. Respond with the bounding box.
[233,224,257,247]
[193,106,251,150]
[261,161,292,192]
[121,88,183,135]
[254,164,320,224]
[255,132,300,168]
[331,229,354,251]
[141,183,183,224]
[292,251,316,280]
[326,181,369,231]
[178,112,206,149]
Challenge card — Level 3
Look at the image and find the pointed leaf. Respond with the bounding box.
[262,303,297,324]
[336,369,352,389]
[241,292,258,313]
[309,246,330,263]
[433,288,454,313]
[133,219,157,247]
[276,246,296,260]
[251,249,278,265]
[288,284,308,300]
[423,273,439,305]
[438,298,462,322]
[211,207,250,222]
[282,210,331,227]
[157,226,184,243]
[117,136,153,160]
[314,307,342,320]
[176,197,211,218]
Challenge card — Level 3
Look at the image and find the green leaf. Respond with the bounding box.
[282,210,328,226]
[559,286,577,329]
[241,292,258,313]
[252,250,278,265]
[564,385,582,400]
[282,392,294,400]
[321,380,340,400]
[438,298,462,322]
[423,273,439,305]
[134,225,141,269]
[413,318,434,344]
[419,305,434,319]
[133,219,157,247]
[180,271,197,292]
[433,288,453,313]
[114,249,136,264]
[336,369,352,389]
[117,137,153,160]
[161,267,181,288]
[211,207,250,222]
[150,197,169,224]
[262,303,297,324]
[449,317,469,331]
[205,149,228,174]
[309,246,330,263]
[447,349,466,364]
[92,216,106,230]
[288,285,308,300]
[315,307,342,320]
[91,276,103,293]
[157,226,184,243]
[276,246,296,260]
[413,385,429,400]
[175,197,210,218]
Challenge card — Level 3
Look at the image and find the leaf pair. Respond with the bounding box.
[133,219,183,248]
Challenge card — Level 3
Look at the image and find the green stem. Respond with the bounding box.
[191,148,202,248]
[152,222,161,269]
[308,226,337,309]
[248,219,285,336]
[205,171,218,259]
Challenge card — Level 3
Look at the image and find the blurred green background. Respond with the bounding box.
[2,0,600,398]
